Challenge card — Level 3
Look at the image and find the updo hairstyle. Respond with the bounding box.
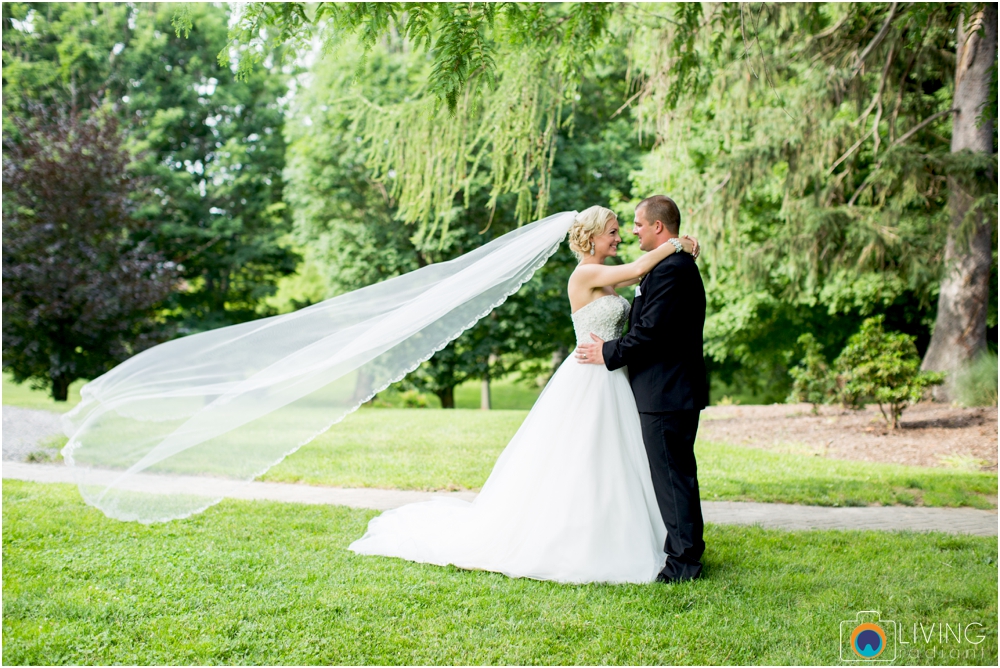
[568,205,617,262]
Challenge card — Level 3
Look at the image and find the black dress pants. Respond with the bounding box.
[638,410,705,580]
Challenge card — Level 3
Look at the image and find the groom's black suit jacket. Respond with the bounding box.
[602,251,708,413]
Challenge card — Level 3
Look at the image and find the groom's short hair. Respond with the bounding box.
[637,195,681,235]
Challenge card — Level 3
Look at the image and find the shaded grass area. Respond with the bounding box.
[2,372,85,413]
[264,410,998,509]
[3,481,996,666]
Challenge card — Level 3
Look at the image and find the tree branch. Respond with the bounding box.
[893,107,956,146]
[751,2,793,119]
[811,11,851,40]
[690,171,732,216]
[889,15,933,141]
[832,43,895,174]
[740,3,759,79]
[847,165,879,206]
[848,106,959,205]
[611,88,644,119]
[828,127,874,175]
[852,2,898,77]
[633,5,682,27]
[871,43,893,155]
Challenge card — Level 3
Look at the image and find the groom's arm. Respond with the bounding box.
[602,260,683,372]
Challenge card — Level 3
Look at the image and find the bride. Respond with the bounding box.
[61,206,696,567]
[349,206,697,584]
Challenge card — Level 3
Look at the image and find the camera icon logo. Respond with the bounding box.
[840,611,897,662]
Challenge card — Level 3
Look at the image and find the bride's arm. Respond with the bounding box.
[577,236,695,290]
[611,234,701,288]
[613,277,642,289]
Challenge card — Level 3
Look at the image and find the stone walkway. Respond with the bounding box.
[3,462,996,536]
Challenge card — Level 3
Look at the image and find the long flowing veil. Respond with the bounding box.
[61,211,577,523]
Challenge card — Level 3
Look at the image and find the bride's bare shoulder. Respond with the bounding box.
[568,265,600,293]
[569,263,603,284]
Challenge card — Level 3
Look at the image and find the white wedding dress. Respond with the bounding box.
[348,294,668,584]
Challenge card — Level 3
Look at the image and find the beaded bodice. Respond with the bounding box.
[571,294,630,345]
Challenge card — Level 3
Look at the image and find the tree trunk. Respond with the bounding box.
[551,345,567,375]
[436,386,455,409]
[480,375,491,410]
[51,375,70,402]
[481,353,497,410]
[352,368,373,404]
[921,5,997,401]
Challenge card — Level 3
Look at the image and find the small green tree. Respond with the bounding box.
[787,333,834,414]
[834,316,945,429]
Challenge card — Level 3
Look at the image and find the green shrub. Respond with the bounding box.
[786,333,834,414]
[834,316,945,428]
[955,351,999,407]
[399,389,430,408]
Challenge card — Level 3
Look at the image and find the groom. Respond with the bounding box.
[575,195,708,582]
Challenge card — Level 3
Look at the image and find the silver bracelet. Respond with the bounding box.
[668,238,684,253]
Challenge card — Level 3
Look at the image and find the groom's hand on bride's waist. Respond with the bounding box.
[575,333,605,365]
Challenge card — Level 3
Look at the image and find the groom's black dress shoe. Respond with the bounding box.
[656,571,701,584]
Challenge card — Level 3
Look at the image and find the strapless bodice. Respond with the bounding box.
[571,294,630,344]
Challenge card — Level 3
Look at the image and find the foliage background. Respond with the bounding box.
[3,2,996,404]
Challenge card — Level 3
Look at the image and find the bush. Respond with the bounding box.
[833,316,945,428]
[787,333,834,414]
[954,352,999,407]
[399,390,430,408]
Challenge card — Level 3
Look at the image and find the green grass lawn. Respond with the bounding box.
[2,372,85,413]
[264,409,998,509]
[265,409,527,491]
[3,480,996,666]
[6,376,995,509]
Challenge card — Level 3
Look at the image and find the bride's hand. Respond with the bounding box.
[681,234,700,259]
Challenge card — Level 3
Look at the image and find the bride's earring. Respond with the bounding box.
[589,246,595,256]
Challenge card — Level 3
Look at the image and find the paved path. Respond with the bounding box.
[3,462,996,536]
[2,407,64,461]
[2,461,477,510]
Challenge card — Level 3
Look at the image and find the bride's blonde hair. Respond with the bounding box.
[568,205,617,261]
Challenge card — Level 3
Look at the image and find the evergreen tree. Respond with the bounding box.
[626,3,997,400]
[834,316,945,428]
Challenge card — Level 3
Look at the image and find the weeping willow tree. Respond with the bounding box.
[354,44,567,241]
[222,2,997,398]
[213,1,613,234]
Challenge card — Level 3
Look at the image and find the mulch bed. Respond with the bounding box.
[699,402,998,472]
